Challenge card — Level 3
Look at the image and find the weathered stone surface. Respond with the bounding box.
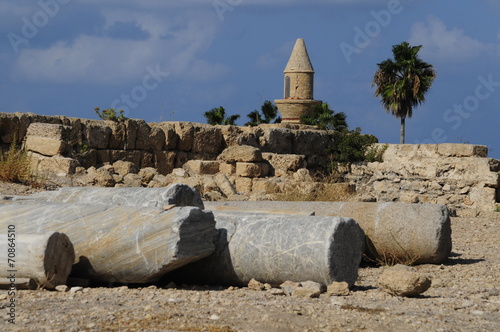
[203,201,452,264]
[214,174,237,197]
[280,281,301,296]
[236,162,262,178]
[16,184,205,209]
[378,264,432,297]
[82,120,112,149]
[327,281,350,296]
[174,122,194,151]
[152,123,178,150]
[259,128,293,154]
[263,153,306,176]
[170,212,365,287]
[29,153,78,176]
[136,123,165,151]
[219,163,236,175]
[94,166,116,187]
[248,278,266,291]
[138,167,158,184]
[0,232,75,289]
[218,145,263,163]
[349,143,499,214]
[154,151,176,175]
[235,177,253,194]
[112,160,138,177]
[25,123,72,156]
[0,203,216,283]
[122,173,142,187]
[192,124,224,154]
[184,160,220,175]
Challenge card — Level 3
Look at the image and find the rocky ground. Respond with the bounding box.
[1,182,499,332]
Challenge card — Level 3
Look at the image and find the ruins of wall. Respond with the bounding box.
[0,112,498,216]
[347,144,500,216]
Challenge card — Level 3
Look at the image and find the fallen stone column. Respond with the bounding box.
[13,184,204,209]
[0,232,75,289]
[170,212,365,287]
[204,201,452,264]
[0,203,216,284]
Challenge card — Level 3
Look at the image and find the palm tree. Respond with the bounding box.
[300,102,348,131]
[372,42,436,144]
[204,106,240,125]
[245,100,280,126]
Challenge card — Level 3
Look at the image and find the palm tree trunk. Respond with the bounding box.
[400,117,405,144]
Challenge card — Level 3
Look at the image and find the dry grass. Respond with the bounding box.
[0,141,46,188]
[363,235,421,266]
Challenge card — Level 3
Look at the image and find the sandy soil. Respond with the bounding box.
[0,183,499,332]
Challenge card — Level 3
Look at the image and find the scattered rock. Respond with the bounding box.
[70,287,84,294]
[55,285,69,293]
[327,282,350,296]
[248,278,266,291]
[280,281,300,296]
[217,145,263,163]
[378,264,432,297]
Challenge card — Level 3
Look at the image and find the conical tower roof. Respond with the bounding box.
[284,38,315,73]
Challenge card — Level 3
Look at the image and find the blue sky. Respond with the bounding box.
[1,0,499,158]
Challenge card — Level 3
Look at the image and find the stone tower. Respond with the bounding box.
[275,38,322,123]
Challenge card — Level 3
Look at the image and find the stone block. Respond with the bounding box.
[218,145,263,163]
[136,123,165,151]
[378,265,431,297]
[215,173,237,197]
[183,160,220,175]
[82,120,112,149]
[174,122,194,151]
[29,153,78,176]
[25,123,72,156]
[437,143,488,158]
[192,124,224,154]
[123,173,142,187]
[107,122,127,150]
[152,123,178,150]
[138,167,158,184]
[25,136,67,157]
[0,113,20,143]
[154,151,176,175]
[219,163,236,175]
[26,122,71,140]
[263,153,306,176]
[259,128,293,154]
[112,160,138,177]
[235,177,253,194]
[236,162,262,178]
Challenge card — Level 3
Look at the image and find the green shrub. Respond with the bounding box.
[365,144,388,162]
[327,128,379,169]
[94,107,126,122]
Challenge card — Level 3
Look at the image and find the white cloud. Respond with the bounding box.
[11,8,228,84]
[409,15,494,62]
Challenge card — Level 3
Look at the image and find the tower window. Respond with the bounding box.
[285,76,291,99]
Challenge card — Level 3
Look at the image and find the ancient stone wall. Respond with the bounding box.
[347,144,500,216]
[1,112,498,216]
